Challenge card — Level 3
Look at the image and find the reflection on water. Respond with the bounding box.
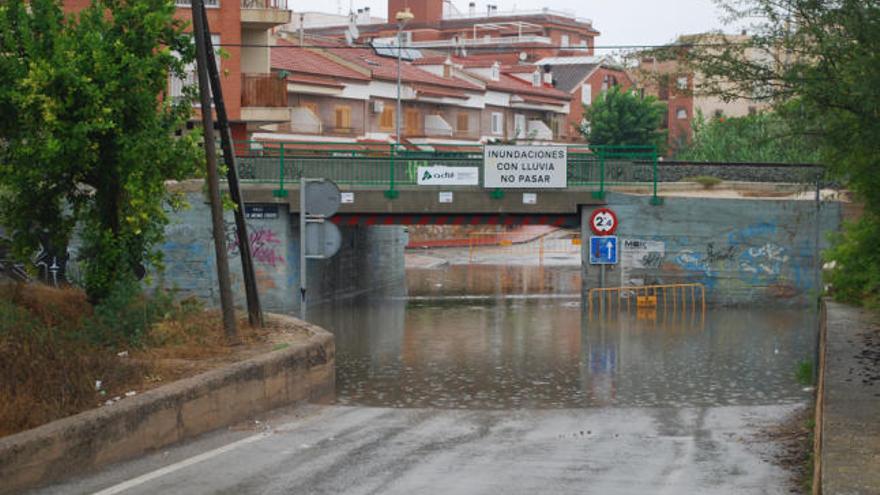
[308,295,816,409]
[407,265,582,297]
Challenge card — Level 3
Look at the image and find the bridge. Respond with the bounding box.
[233,141,661,228]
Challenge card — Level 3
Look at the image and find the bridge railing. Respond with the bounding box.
[231,141,659,201]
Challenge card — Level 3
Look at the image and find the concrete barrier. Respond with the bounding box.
[0,314,335,494]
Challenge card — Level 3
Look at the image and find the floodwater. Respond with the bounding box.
[307,261,817,410]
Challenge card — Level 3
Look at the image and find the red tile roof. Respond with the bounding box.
[285,74,346,88]
[272,39,370,81]
[481,74,570,100]
[324,46,484,91]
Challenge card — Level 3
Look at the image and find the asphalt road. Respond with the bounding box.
[38,403,800,495]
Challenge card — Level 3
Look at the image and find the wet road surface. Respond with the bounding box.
[41,403,798,495]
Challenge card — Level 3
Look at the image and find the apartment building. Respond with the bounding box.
[534,56,633,141]
[63,0,292,141]
[262,38,571,148]
[633,34,770,152]
[299,0,598,63]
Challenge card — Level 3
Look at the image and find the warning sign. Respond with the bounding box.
[483,145,567,189]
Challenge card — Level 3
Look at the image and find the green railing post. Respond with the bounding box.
[592,151,606,200]
[273,142,288,198]
[385,143,399,199]
[650,147,663,205]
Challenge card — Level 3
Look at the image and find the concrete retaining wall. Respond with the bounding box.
[0,314,335,495]
[158,186,407,313]
[583,193,842,306]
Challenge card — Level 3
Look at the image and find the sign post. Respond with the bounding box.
[588,208,619,289]
[300,179,342,320]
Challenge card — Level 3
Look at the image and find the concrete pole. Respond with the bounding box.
[192,0,238,342]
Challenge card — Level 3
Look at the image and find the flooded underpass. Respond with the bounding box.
[292,233,817,493]
[310,266,816,411]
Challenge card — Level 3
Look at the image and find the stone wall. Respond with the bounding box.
[583,193,842,306]
[158,192,406,313]
[658,162,825,184]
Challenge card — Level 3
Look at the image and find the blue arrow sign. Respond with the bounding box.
[589,236,618,265]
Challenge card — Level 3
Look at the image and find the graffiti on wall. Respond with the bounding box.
[225,221,285,267]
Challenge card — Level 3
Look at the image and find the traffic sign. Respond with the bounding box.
[305,221,342,259]
[590,235,618,265]
[303,179,341,217]
[589,208,618,236]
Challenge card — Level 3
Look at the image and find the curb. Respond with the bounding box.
[0,313,335,494]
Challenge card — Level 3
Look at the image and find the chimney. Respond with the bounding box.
[388,0,444,23]
[469,2,475,15]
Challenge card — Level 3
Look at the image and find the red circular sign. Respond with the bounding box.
[589,208,618,236]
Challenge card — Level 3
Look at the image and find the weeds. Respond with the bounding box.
[796,360,814,386]
[681,175,723,189]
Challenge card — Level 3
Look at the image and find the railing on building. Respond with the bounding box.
[240,0,287,9]
[241,73,287,108]
[232,141,659,201]
[175,0,220,7]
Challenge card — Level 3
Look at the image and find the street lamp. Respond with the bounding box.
[395,8,414,151]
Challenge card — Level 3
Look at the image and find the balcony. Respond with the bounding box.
[241,73,289,123]
[240,0,290,28]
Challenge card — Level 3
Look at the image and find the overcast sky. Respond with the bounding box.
[323,0,741,48]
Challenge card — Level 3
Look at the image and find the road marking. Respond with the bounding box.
[92,433,270,495]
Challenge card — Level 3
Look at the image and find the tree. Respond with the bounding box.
[689,0,880,306]
[0,0,202,302]
[677,110,822,163]
[580,86,667,150]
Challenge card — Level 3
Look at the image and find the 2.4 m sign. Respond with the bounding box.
[483,145,567,188]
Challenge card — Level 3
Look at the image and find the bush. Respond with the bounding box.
[824,213,880,308]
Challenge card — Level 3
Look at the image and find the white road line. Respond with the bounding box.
[92,432,270,495]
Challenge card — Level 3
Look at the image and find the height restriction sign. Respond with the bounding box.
[589,208,618,236]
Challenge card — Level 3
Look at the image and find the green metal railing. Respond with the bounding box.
[232,141,660,202]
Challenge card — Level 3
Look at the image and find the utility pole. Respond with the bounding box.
[196,2,263,327]
[192,0,238,342]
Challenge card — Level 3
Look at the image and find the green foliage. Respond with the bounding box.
[691,0,880,306]
[0,0,203,302]
[681,175,723,189]
[581,86,667,151]
[85,277,175,346]
[677,111,822,163]
[824,214,880,309]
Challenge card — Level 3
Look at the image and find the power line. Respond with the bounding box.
[215,42,751,51]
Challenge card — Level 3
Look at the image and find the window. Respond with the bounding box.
[491,112,503,135]
[676,76,688,90]
[170,34,220,102]
[581,83,592,105]
[560,34,570,48]
[334,105,352,131]
[676,108,688,120]
[532,72,541,87]
[514,114,526,138]
[457,112,469,132]
[379,106,395,130]
[405,108,420,134]
[490,64,500,81]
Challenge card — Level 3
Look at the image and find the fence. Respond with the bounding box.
[467,231,581,265]
[232,141,659,200]
[587,283,707,324]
